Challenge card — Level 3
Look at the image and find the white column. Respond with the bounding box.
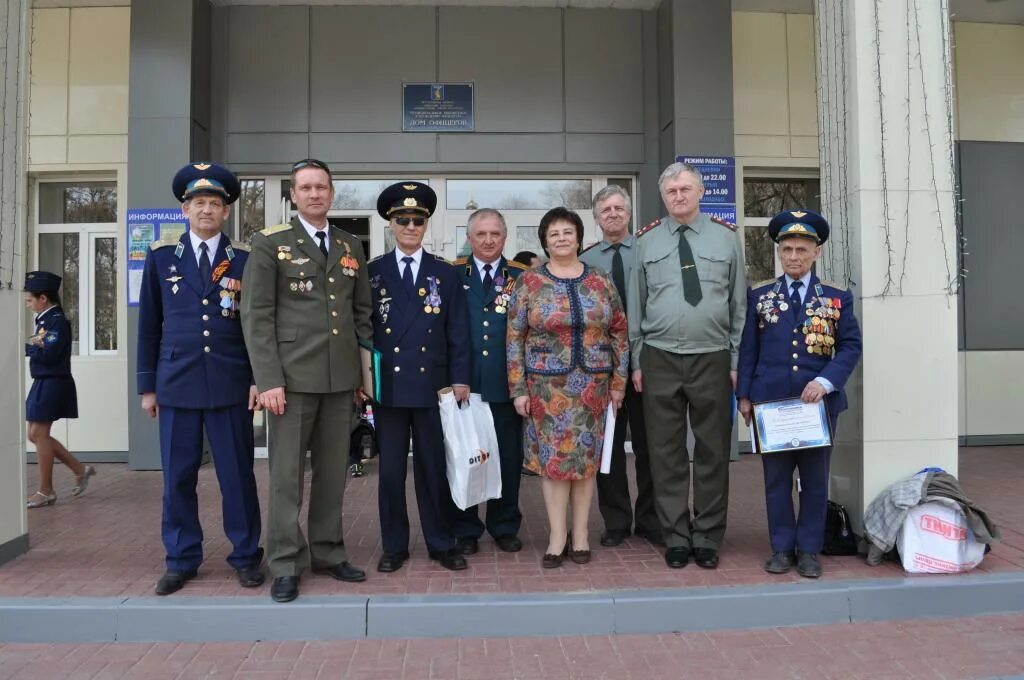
[814,0,959,522]
[0,0,31,564]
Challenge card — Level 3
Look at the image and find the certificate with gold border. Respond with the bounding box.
[751,398,832,454]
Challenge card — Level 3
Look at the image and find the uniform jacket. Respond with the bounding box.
[736,274,862,415]
[26,306,73,378]
[454,256,527,404]
[137,232,253,409]
[368,250,470,409]
[241,218,373,394]
[506,264,629,399]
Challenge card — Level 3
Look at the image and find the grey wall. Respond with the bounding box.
[958,141,1024,351]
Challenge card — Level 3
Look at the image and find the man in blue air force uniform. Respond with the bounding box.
[137,162,263,595]
[736,210,862,579]
[449,208,528,555]
[368,182,472,573]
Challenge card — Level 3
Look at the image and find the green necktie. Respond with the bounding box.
[678,226,702,307]
[610,243,626,312]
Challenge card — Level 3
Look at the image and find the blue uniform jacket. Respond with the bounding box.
[26,306,73,378]
[736,275,861,415]
[456,256,527,404]
[368,251,470,409]
[137,233,254,409]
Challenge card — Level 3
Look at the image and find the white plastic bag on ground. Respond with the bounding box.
[897,501,985,574]
[438,389,502,511]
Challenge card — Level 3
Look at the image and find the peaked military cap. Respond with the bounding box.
[24,270,62,293]
[377,181,437,220]
[172,162,241,204]
[768,209,830,245]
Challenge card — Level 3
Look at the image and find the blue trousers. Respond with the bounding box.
[159,405,262,572]
[761,416,838,555]
[447,401,524,540]
[376,405,455,555]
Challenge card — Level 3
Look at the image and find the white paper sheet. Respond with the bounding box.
[600,402,616,475]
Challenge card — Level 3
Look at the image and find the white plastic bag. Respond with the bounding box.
[438,389,502,511]
[897,501,985,574]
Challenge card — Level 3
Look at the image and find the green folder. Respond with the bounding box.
[358,338,382,403]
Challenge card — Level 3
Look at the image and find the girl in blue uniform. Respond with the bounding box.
[23,271,95,508]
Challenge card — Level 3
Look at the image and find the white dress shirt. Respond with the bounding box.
[189,231,222,267]
[473,256,501,284]
[395,247,424,282]
[297,214,330,255]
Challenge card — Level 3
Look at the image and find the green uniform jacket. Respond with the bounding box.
[241,218,373,394]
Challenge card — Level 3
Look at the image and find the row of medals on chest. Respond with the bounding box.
[757,292,841,356]
[277,241,360,293]
[165,263,238,317]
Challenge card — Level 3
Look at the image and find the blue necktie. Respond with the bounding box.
[790,281,803,321]
[482,263,493,291]
[199,242,212,284]
[402,256,415,295]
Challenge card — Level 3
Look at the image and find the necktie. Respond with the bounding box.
[677,226,703,307]
[610,243,627,312]
[199,242,212,284]
[482,263,493,291]
[402,256,415,294]
[790,281,803,321]
[315,231,328,258]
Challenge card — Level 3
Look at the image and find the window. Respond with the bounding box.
[446,179,593,211]
[742,177,821,283]
[237,179,266,245]
[34,180,119,356]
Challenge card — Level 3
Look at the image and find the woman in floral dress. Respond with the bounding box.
[506,207,629,567]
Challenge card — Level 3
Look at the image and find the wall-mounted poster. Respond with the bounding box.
[677,155,737,225]
[126,208,187,306]
[403,83,474,132]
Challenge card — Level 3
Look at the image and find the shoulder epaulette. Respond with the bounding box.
[820,279,848,291]
[260,223,292,237]
[753,278,778,289]
[453,257,468,266]
[433,254,455,265]
[229,240,251,253]
[506,260,528,271]
[635,218,661,238]
[149,235,179,251]
[710,216,738,232]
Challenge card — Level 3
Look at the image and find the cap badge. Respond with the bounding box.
[193,163,211,170]
[791,211,807,219]
[403,197,417,207]
[402,184,418,190]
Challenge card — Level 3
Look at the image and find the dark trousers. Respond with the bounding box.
[640,347,733,550]
[159,404,261,573]
[596,380,659,536]
[448,401,524,540]
[376,405,455,555]
[762,416,838,555]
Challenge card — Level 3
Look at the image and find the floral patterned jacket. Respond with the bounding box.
[506,264,629,399]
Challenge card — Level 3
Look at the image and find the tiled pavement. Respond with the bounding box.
[1,613,1024,679]
[3,447,1023,598]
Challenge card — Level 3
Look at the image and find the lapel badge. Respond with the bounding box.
[277,245,292,261]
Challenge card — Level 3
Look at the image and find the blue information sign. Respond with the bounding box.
[403,83,474,132]
[126,208,188,307]
[677,155,737,224]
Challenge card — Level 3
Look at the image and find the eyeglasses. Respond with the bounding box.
[394,216,427,227]
[291,158,331,174]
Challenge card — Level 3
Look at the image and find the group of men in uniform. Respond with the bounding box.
[136,158,861,602]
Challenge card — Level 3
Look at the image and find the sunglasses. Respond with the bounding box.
[291,158,331,174]
[394,216,427,227]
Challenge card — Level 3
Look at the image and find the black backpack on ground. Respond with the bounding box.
[822,500,859,555]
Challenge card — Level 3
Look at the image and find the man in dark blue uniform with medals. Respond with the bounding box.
[137,162,263,595]
[449,208,528,555]
[368,182,471,573]
[737,210,862,579]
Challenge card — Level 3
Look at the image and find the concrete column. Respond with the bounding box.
[814,0,959,523]
[0,0,31,565]
[126,0,209,469]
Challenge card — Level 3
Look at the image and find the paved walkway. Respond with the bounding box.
[1,613,1023,679]
[3,447,1022,598]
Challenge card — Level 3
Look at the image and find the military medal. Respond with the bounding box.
[277,245,292,261]
[290,282,298,292]
[779,302,789,311]
[212,260,230,283]
[340,242,359,277]
[425,276,442,314]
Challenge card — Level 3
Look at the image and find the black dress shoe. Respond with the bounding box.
[236,564,265,588]
[693,547,719,569]
[764,551,796,574]
[377,551,410,573]
[456,537,479,555]
[599,530,629,547]
[633,527,666,547]
[429,549,468,571]
[155,570,196,596]
[797,552,822,579]
[270,576,299,603]
[495,535,523,553]
[542,552,563,568]
[313,561,367,583]
[664,546,690,569]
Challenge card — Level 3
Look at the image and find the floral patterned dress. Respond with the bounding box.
[506,263,629,481]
